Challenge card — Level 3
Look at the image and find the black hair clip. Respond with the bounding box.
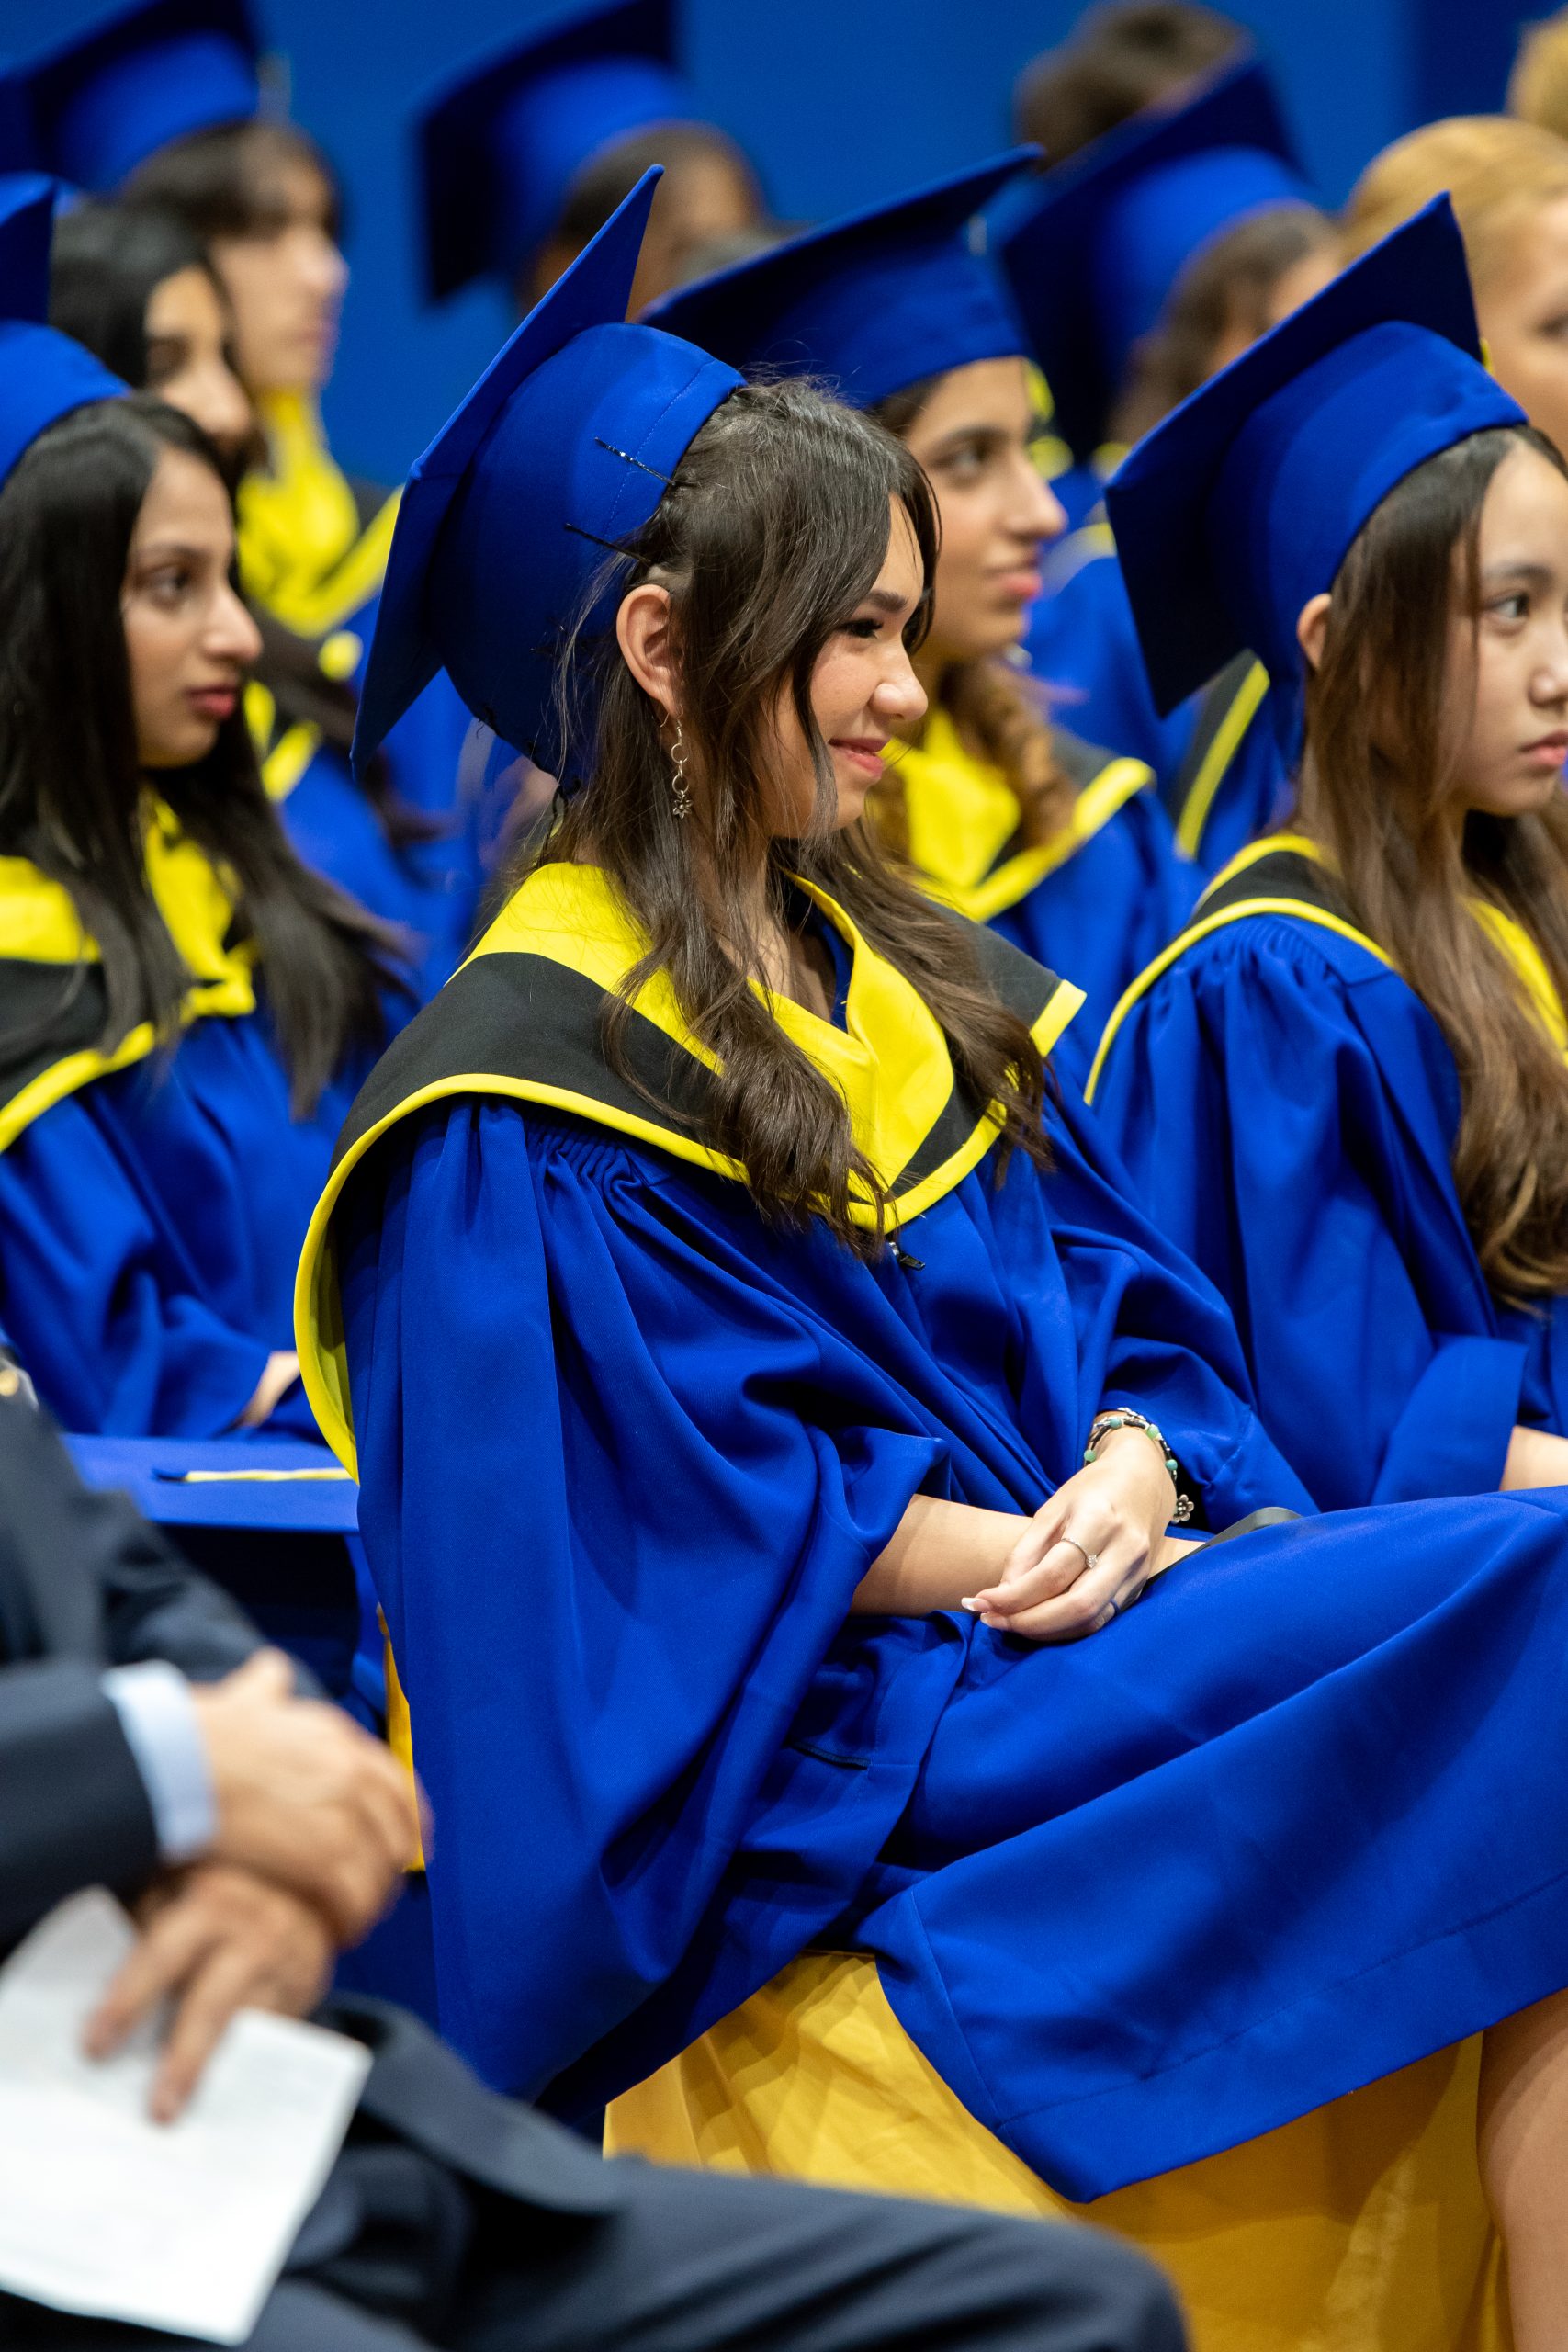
[593,436,674,485]
[562,520,631,555]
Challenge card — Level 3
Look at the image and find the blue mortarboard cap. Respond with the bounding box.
[0,180,127,490]
[1001,56,1311,461]
[355,167,741,786]
[1106,197,1527,718]
[0,0,260,194]
[647,151,1036,410]
[417,0,701,301]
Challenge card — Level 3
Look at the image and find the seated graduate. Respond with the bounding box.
[0,0,482,962]
[1012,1,1247,173]
[295,173,1568,2348]
[1001,57,1319,875]
[47,196,456,998]
[0,1376,1168,2352]
[651,155,1196,1090]
[1089,198,1568,1512]
[414,0,764,323]
[0,184,398,1440]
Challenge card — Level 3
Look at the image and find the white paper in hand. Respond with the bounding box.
[0,1889,370,2343]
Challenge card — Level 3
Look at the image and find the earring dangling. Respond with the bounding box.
[670,719,693,820]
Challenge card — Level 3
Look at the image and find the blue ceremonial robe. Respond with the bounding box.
[1027,545,1287,876]
[0,1010,359,1439]
[985,793,1199,1090]
[333,1022,1568,2200]
[1089,885,1568,1508]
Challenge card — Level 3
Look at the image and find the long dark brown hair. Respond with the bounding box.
[869,376,1077,849]
[536,378,1052,1250]
[1298,422,1568,1299]
[0,396,398,1114]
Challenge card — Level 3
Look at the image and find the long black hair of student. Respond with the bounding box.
[1298,421,1568,1301]
[48,200,240,427]
[543,377,1053,1251]
[0,395,398,1115]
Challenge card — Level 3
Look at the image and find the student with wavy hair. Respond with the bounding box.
[651,155,1195,1091]
[1090,199,1568,1522]
[0,186,396,1439]
[298,177,1568,2350]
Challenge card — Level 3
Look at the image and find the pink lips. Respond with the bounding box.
[186,687,238,722]
[831,738,887,779]
[1522,733,1568,768]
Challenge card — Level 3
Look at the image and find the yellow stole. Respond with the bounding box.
[237,391,399,640]
[882,706,1152,924]
[0,802,255,1152]
[295,859,1082,1474]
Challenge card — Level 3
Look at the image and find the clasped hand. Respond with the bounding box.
[964,1426,1201,1643]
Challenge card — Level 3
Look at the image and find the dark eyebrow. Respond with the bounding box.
[133,540,217,565]
[927,424,1006,457]
[1482,560,1555,590]
[861,587,913,616]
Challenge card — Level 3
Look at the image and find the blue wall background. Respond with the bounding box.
[6,0,1541,481]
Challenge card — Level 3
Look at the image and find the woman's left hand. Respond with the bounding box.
[963,1426,1201,1643]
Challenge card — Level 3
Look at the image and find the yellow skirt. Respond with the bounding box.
[607,1954,1508,2352]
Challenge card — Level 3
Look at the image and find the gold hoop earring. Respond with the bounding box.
[670,718,693,820]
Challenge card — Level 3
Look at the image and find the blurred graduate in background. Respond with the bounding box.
[653,154,1195,1087]
[0,0,481,988]
[1089,199,1568,1515]
[415,0,766,322]
[0,182,399,1440]
[1004,54,1327,875]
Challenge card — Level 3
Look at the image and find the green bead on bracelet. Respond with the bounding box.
[1084,1409,1196,1523]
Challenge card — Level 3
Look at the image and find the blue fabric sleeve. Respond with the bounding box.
[0,1099,273,1437]
[1092,919,1526,1509]
[337,1102,951,2098]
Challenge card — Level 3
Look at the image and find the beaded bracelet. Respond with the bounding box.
[1084,1408,1197,1524]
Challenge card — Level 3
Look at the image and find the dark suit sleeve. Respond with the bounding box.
[0,1387,265,1682]
[0,1657,160,1943]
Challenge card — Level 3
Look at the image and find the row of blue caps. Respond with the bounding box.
[0,0,1306,379]
[0,11,1526,791]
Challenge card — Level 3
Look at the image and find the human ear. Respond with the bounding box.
[615,582,680,718]
[1296,592,1332,672]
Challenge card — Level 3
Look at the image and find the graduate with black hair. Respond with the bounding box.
[1090,198,1568,1517]
[299,173,1568,2351]
[45,196,459,996]
[0,0,482,975]
[652,155,1196,1089]
[0,182,397,1439]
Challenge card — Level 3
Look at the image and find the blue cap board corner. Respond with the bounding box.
[355,165,743,787]
[416,0,699,303]
[0,177,128,491]
[1001,52,1312,462]
[1104,195,1527,718]
[0,0,260,195]
[647,147,1038,411]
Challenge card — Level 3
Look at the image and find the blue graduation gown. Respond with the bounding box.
[1027,544,1288,876]
[0,1008,358,1439]
[1089,864,1568,1508]
[985,789,1199,1090]
[333,1069,1568,2200]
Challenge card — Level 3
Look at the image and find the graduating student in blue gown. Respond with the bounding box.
[652,156,1196,1091]
[295,176,1568,2329]
[44,195,458,1001]
[0,185,397,1440]
[1089,198,1568,1513]
[415,0,764,322]
[0,0,485,974]
[1000,58,1316,874]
